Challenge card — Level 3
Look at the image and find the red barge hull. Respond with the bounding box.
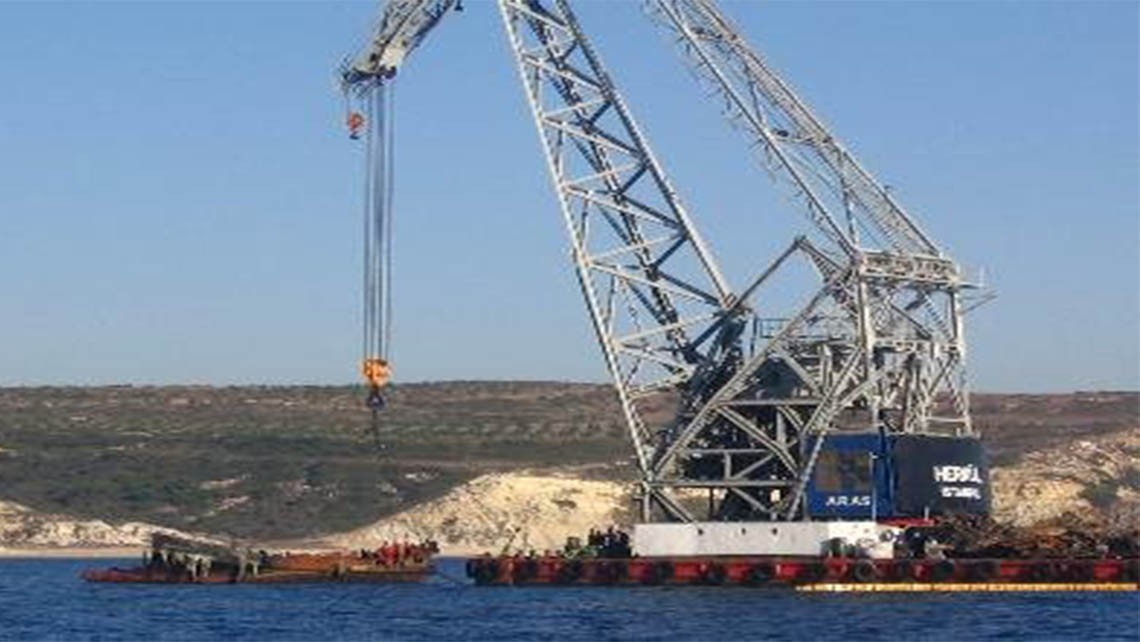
[465,555,1140,588]
[82,565,431,584]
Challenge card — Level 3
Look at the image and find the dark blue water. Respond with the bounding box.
[1,558,1136,641]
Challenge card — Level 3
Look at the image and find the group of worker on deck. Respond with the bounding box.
[493,526,633,561]
[359,540,440,567]
[584,526,632,558]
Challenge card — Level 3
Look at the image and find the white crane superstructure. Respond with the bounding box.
[341,0,986,525]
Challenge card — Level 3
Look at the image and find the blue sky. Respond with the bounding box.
[0,1,1136,392]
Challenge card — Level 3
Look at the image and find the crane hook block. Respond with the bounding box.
[362,357,391,388]
[347,111,366,140]
[366,388,386,411]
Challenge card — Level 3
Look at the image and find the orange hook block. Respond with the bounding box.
[361,357,391,388]
[347,111,366,140]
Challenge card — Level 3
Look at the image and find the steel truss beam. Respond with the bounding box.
[499,0,740,479]
[646,0,941,258]
[635,0,975,521]
[344,0,458,85]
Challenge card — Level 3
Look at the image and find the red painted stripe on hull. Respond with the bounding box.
[465,556,1140,587]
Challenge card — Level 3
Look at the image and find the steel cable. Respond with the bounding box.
[363,82,391,368]
[358,81,395,454]
[382,82,395,362]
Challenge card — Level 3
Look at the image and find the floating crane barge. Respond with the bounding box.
[340,0,1137,592]
[302,0,1140,593]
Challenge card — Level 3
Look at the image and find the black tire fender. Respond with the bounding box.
[474,560,499,584]
[609,561,629,581]
[1027,562,1054,582]
[514,559,539,582]
[892,560,916,582]
[701,563,727,585]
[801,562,828,582]
[747,563,775,585]
[594,561,619,583]
[1120,560,1139,583]
[851,561,878,583]
[929,560,956,582]
[968,560,1000,582]
[643,561,673,585]
[1062,562,1094,582]
[556,560,582,584]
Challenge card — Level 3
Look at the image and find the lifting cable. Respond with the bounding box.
[350,79,395,452]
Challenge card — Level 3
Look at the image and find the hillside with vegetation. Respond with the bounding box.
[0,384,1135,546]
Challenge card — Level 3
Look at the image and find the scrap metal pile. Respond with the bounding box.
[933,514,1140,560]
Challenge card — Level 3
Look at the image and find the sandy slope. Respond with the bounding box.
[319,471,633,556]
[0,473,633,558]
[0,500,208,555]
[990,428,1140,527]
[0,546,141,559]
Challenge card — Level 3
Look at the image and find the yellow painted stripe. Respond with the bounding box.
[795,583,1139,593]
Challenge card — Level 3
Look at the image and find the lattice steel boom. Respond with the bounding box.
[342,0,982,523]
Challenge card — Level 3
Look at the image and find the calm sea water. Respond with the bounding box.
[0,558,1136,641]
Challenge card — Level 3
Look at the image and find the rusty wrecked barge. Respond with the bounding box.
[83,534,439,584]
